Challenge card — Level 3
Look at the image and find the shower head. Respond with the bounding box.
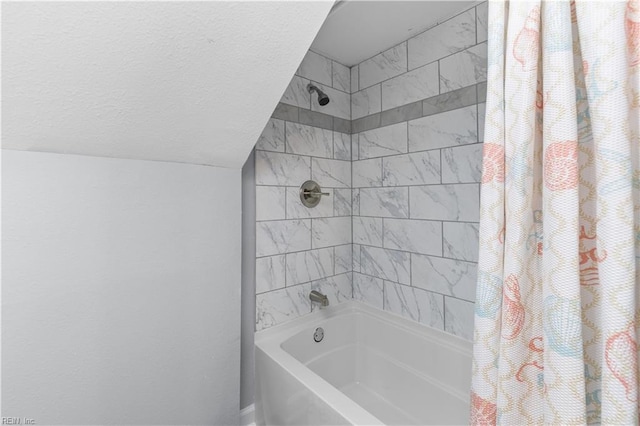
[307,84,330,106]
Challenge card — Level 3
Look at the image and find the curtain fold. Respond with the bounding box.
[471,1,640,424]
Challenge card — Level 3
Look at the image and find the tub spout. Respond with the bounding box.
[309,290,329,307]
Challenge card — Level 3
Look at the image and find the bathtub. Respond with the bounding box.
[255,301,472,425]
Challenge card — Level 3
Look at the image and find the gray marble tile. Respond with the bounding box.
[255,254,286,294]
[286,187,334,219]
[286,122,333,158]
[440,43,488,93]
[256,186,286,221]
[444,296,475,341]
[312,158,351,188]
[478,103,486,142]
[334,132,351,160]
[352,135,359,160]
[442,143,483,184]
[360,187,409,218]
[297,50,332,87]
[422,85,477,117]
[477,82,487,103]
[359,122,407,159]
[256,283,311,331]
[409,184,480,222]
[412,254,477,302]
[408,9,476,70]
[312,217,351,249]
[299,109,333,131]
[353,216,383,247]
[382,62,439,110]
[333,188,352,217]
[350,65,359,93]
[361,246,410,285]
[359,42,408,88]
[476,2,488,44]
[352,189,360,216]
[332,61,351,93]
[335,244,353,274]
[352,85,381,120]
[272,102,298,122]
[311,273,352,311]
[443,222,480,262]
[353,244,362,273]
[281,75,311,109]
[255,151,310,186]
[353,158,383,188]
[256,219,311,257]
[333,117,351,134]
[382,151,440,186]
[384,281,444,330]
[286,247,334,285]
[256,118,285,152]
[380,101,422,127]
[353,272,383,309]
[383,218,442,256]
[351,113,381,134]
[408,105,477,152]
[311,83,351,120]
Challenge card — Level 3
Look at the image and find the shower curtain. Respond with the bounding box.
[471,0,639,424]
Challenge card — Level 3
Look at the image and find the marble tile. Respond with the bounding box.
[477,83,487,103]
[255,151,310,186]
[312,217,351,249]
[297,50,333,86]
[382,151,440,186]
[352,85,381,120]
[353,158,383,188]
[311,83,351,120]
[255,254,286,294]
[380,101,422,127]
[286,187,333,219]
[334,132,351,160]
[311,273,352,311]
[382,62,439,110]
[272,102,298,122]
[408,105,477,152]
[281,75,311,109]
[361,246,410,285]
[359,122,407,159]
[286,247,334,286]
[443,222,480,262]
[422,85,477,117]
[408,9,476,70]
[332,61,351,92]
[256,219,311,257]
[353,244,362,273]
[285,122,333,158]
[384,281,444,330]
[360,187,409,218]
[440,43,488,93]
[383,218,442,256]
[442,143,483,184]
[256,186,286,221]
[335,244,353,274]
[409,184,480,222]
[312,158,351,188]
[256,283,311,331]
[299,109,333,131]
[359,43,408,88]
[353,272,383,309]
[444,296,475,340]
[476,2,488,44]
[351,113,381,134]
[478,103,486,142]
[333,117,351,134]
[333,188,352,217]
[353,216,383,247]
[411,254,477,302]
[351,134,359,161]
[350,65,359,93]
[352,189,360,215]
[256,118,285,152]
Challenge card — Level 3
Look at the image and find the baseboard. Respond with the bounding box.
[240,403,255,426]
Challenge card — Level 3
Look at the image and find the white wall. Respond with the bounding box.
[2,150,241,425]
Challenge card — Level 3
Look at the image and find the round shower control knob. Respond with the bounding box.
[299,180,329,208]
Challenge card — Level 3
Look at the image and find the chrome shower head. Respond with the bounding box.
[307,84,330,106]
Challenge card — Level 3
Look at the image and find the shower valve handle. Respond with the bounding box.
[302,189,330,197]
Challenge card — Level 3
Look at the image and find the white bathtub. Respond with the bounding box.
[255,301,472,425]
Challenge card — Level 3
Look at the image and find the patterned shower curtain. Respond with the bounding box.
[471,0,639,424]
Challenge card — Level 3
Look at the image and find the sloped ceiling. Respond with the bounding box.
[2,2,333,169]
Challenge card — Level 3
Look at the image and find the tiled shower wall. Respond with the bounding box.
[351,3,488,341]
[254,2,488,340]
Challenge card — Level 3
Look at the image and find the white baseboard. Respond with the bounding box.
[240,403,255,426]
